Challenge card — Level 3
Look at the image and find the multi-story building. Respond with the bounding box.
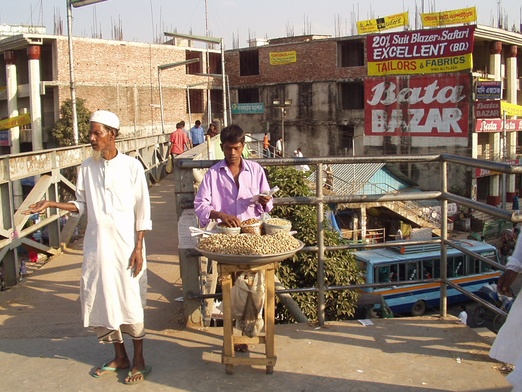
[0,25,225,152]
[225,25,522,206]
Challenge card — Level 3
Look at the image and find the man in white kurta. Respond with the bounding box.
[490,232,522,390]
[73,150,151,331]
[25,110,152,384]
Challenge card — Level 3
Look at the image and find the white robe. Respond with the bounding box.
[71,152,152,330]
[490,235,522,389]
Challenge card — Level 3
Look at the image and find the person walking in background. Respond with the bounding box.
[513,192,519,213]
[180,120,192,149]
[294,147,310,172]
[275,138,283,157]
[190,120,205,146]
[207,123,219,138]
[23,111,152,385]
[263,132,270,158]
[170,122,190,158]
[458,305,467,325]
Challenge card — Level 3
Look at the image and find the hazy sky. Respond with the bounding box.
[2,0,521,48]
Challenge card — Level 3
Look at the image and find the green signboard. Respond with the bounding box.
[231,103,265,114]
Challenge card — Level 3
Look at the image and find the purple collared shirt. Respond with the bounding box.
[194,159,273,227]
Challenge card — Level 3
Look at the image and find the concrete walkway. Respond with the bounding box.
[0,173,513,391]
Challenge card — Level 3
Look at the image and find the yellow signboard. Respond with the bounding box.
[421,7,477,27]
[357,12,409,35]
[0,113,31,130]
[269,51,297,66]
[501,101,522,117]
[367,54,473,76]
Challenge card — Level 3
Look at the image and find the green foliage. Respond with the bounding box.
[50,98,92,146]
[267,166,363,323]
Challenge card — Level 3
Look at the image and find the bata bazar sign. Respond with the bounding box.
[366,25,474,76]
[475,119,522,132]
[364,73,470,137]
[475,100,501,118]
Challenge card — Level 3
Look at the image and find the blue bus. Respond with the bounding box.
[354,240,501,316]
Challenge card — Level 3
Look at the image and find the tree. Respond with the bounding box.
[266,166,363,323]
[50,98,92,146]
[49,98,92,202]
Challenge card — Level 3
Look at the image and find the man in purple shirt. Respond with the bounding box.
[194,125,273,227]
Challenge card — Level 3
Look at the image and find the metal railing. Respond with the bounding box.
[0,132,170,287]
[174,151,522,326]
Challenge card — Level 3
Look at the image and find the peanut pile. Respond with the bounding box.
[198,232,301,255]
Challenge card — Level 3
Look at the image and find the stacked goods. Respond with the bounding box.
[198,232,300,255]
[216,222,241,235]
[240,218,263,235]
[264,218,292,234]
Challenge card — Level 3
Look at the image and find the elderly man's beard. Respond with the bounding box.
[92,149,104,161]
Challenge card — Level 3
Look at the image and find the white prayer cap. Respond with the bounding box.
[90,110,120,129]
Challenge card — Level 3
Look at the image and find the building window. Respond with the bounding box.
[338,40,364,67]
[238,88,260,103]
[186,50,203,74]
[239,50,260,76]
[208,52,222,75]
[340,82,364,110]
[210,89,224,117]
[187,89,204,113]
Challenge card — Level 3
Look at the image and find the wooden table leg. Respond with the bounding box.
[265,267,275,374]
[220,268,235,374]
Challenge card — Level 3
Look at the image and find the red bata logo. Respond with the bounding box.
[367,80,467,135]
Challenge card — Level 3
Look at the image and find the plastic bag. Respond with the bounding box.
[231,271,265,337]
[165,155,173,174]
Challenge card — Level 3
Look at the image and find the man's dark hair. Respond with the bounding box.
[176,122,182,129]
[180,120,185,127]
[195,120,201,126]
[220,124,245,145]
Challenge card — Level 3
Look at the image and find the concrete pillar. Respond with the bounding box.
[506,45,518,197]
[487,41,502,205]
[27,45,43,151]
[4,50,23,209]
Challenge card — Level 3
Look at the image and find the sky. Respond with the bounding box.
[1,0,521,49]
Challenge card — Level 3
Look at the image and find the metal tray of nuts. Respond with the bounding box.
[196,240,304,264]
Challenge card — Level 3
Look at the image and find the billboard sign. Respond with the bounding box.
[421,7,477,27]
[475,119,522,132]
[231,103,265,114]
[0,131,9,146]
[476,81,502,100]
[366,25,475,76]
[357,12,409,35]
[475,100,501,119]
[364,73,470,137]
[269,51,297,66]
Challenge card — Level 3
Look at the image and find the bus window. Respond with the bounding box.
[421,259,434,279]
[397,262,418,281]
[376,266,390,283]
[448,256,464,277]
[407,262,418,280]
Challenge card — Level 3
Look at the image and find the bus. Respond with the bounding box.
[354,240,501,316]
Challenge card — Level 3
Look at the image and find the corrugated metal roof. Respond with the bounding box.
[309,163,386,195]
